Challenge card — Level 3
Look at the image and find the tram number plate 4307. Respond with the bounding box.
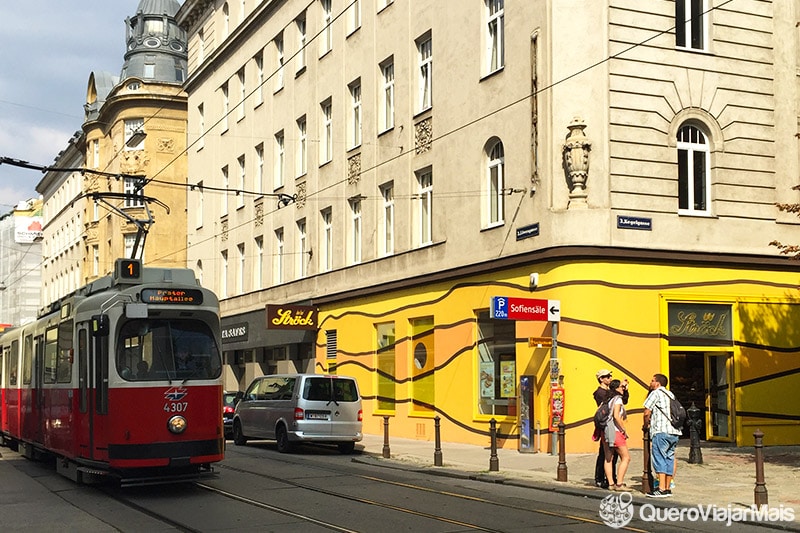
[164,402,189,413]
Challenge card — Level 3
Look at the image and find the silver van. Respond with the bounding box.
[232,374,363,454]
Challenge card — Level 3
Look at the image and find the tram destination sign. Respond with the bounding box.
[491,296,561,322]
[141,288,204,305]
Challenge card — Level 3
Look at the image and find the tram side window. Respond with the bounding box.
[57,319,73,383]
[43,327,59,384]
[22,335,32,385]
[6,342,18,386]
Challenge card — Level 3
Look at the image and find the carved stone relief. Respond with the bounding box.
[415,117,432,154]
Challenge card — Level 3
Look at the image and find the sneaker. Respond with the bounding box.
[646,489,670,498]
[662,489,673,497]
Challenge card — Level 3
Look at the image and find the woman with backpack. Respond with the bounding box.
[603,379,631,490]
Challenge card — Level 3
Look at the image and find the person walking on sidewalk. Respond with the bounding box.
[643,373,682,498]
[592,369,628,488]
[603,379,631,490]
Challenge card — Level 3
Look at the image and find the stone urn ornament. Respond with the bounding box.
[562,117,591,206]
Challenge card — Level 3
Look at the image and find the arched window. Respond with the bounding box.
[676,124,710,215]
[487,140,504,226]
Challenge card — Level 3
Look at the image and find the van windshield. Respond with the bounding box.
[303,377,359,402]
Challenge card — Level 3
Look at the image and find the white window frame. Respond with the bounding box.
[197,103,205,150]
[222,2,230,38]
[321,208,332,272]
[381,183,394,256]
[350,198,362,264]
[237,155,246,209]
[196,180,204,228]
[221,165,229,216]
[274,130,285,189]
[417,169,432,246]
[221,82,229,132]
[321,100,332,164]
[487,141,504,226]
[92,139,100,167]
[349,81,362,149]
[275,33,284,92]
[297,219,307,277]
[486,0,504,74]
[418,36,432,112]
[220,250,228,298]
[123,177,144,208]
[124,118,145,151]
[380,60,394,132]
[237,243,245,294]
[296,14,307,73]
[677,124,712,216]
[297,116,307,177]
[255,143,264,194]
[254,236,263,289]
[274,228,284,284]
[320,0,332,56]
[347,0,361,35]
[254,52,264,106]
[676,0,708,51]
[237,68,245,121]
[92,245,99,276]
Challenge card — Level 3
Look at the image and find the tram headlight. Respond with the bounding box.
[168,415,187,434]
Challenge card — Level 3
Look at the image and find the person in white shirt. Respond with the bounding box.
[643,373,682,498]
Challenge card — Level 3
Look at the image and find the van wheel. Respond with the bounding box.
[276,425,294,453]
[337,442,355,454]
[232,421,248,446]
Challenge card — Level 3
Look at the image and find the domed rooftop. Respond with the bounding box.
[120,0,187,84]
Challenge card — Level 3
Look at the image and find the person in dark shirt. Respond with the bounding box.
[593,368,629,488]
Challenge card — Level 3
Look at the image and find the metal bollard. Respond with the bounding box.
[753,429,768,506]
[489,418,499,471]
[382,415,391,458]
[687,402,703,464]
[641,425,653,494]
[556,421,568,481]
[434,416,443,466]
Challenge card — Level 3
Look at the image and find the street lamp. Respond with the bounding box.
[126,129,147,148]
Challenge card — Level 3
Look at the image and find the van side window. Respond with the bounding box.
[263,376,295,400]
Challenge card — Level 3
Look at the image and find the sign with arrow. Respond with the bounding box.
[491,297,561,322]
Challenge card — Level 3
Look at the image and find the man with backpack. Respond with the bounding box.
[592,369,628,489]
[643,373,684,498]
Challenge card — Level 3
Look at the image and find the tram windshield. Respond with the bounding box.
[117,319,222,382]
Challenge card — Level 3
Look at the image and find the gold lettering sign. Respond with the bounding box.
[266,304,318,330]
[667,303,732,346]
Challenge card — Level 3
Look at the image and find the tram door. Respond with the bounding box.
[33,335,45,445]
[76,324,91,458]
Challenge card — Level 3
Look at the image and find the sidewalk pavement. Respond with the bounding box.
[355,433,800,529]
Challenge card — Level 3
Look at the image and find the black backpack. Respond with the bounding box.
[593,399,612,431]
[656,389,687,430]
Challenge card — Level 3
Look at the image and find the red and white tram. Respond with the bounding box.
[0,258,224,485]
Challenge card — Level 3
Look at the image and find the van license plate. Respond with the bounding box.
[307,412,329,420]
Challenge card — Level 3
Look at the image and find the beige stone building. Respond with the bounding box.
[178,1,800,451]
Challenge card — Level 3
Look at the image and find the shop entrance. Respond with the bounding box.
[668,351,734,442]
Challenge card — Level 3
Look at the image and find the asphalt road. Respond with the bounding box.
[1,441,790,532]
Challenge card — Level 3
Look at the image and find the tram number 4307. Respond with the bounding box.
[164,402,189,413]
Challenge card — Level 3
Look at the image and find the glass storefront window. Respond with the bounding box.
[477,311,516,416]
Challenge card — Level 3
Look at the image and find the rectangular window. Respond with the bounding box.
[237,68,246,121]
[676,0,707,51]
[275,33,284,91]
[237,155,246,208]
[92,139,100,167]
[477,310,515,417]
[486,0,504,73]
[297,116,307,176]
[196,180,204,228]
[254,236,263,289]
[410,317,434,414]
[349,80,361,148]
[124,118,145,151]
[350,197,362,264]
[321,208,332,272]
[274,228,284,284]
[348,0,361,35]
[418,36,432,111]
[92,245,99,276]
[237,243,245,294]
[376,322,396,412]
[254,52,264,106]
[123,177,144,208]
[321,99,332,164]
[380,59,394,132]
[381,183,394,256]
[297,219,307,277]
[221,165,229,216]
[144,62,155,79]
[255,143,264,194]
[320,0,332,56]
[221,82,229,132]
[198,28,205,63]
[296,14,307,74]
[197,103,205,150]
[43,326,58,384]
[417,169,432,246]
[124,233,143,260]
[220,250,228,298]
[274,130,285,189]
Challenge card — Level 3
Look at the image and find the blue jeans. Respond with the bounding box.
[651,433,679,475]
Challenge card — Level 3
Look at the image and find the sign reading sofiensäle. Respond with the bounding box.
[266,304,318,330]
[667,303,733,346]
